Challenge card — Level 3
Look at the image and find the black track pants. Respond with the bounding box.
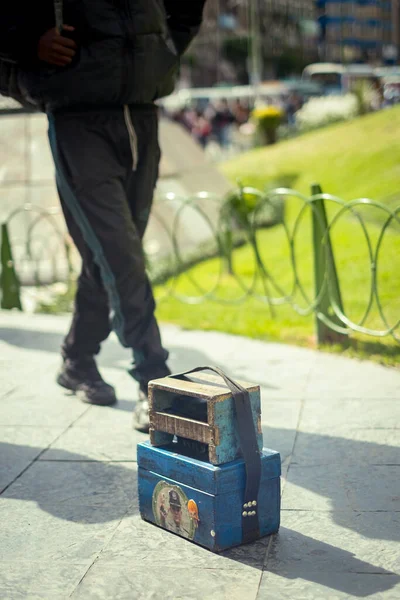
[48,105,168,381]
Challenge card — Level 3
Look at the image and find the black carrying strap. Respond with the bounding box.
[170,366,262,543]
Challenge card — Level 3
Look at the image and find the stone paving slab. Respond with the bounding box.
[258,572,400,600]
[0,391,89,428]
[291,428,400,466]
[1,311,400,599]
[299,398,400,430]
[0,563,87,600]
[39,403,141,462]
[268,513,400,574]
[303,354,400,400]
[262,424,298,467]
[94,512,270,570]
[71,566,262,600]
[283,464,399,512]
[0,460,137,564]
[0,427,63,492]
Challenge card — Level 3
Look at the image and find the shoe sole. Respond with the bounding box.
[57,374,117,407]
[132,390,150,433]
[132,416,150,434]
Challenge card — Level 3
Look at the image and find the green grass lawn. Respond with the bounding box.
[155,107,400,367]
[222,105,400,212]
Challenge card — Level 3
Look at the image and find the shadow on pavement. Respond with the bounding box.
[225,529,400,597]
[0,326,226,372]
[262,528,400,598]
[0,327,63,356]
[0,442,137,523]
[266,427,400,542]
[0,325,280,390]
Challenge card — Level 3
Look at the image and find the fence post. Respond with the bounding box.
[311,184,348,345]
[219,203,234,275]
[0,222,22,310]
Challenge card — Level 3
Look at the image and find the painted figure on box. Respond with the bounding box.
[167,490,190,536]
[152,482,196,540]
[159,493,168,528]
[188,499,200,528]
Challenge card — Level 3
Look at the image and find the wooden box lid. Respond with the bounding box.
[148,371,259,402]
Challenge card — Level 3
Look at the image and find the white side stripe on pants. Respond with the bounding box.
[123,105,139,171]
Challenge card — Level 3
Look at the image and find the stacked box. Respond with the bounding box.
[137,368,281,552]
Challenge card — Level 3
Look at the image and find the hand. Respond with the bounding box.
[37,25,77,66]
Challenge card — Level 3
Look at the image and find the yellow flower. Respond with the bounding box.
[252,106,283,120]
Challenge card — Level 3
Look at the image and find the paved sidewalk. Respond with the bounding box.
[0,311,399,600]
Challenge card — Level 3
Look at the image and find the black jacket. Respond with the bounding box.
[1,0,206,111]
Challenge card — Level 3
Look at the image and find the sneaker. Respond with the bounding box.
[132,385,150,433]
[57,357,117,406]
[131,366,171,433]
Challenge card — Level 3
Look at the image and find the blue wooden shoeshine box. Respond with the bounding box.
[138,442,281,552]
[138,367,281,552]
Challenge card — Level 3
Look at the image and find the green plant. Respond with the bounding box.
[352,80,376,116]
[252,106,284,145]
[225,187,283,228]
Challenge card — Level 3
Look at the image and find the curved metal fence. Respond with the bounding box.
[1,185,399,345]
[1,204,74,283]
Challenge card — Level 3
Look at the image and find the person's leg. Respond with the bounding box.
[59,193,112,360]
[123,106,170,429]
[56,188,116,404]
[47,107,169,409]
[62,264,111,358]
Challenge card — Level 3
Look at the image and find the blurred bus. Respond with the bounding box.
[375,67,400,104]
[160,80,322,112]
[302,63,379,95]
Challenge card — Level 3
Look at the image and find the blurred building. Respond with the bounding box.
[180,0,319,87]
[317,0,400,64]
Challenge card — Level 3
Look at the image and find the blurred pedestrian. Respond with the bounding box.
[286,92,303,127]
[233,99,250,126]
[211,99,235,148]
[192,110,212,148]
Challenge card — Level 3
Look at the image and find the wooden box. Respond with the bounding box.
[138,441,281,553]
[148,372,263,465]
